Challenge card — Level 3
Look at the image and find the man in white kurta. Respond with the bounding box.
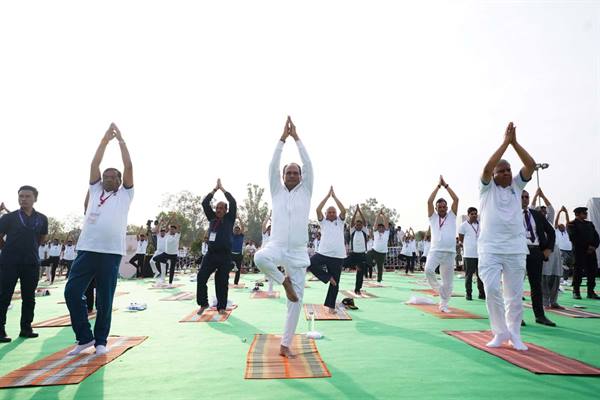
[254,117,313,358]
[477,122,536,351]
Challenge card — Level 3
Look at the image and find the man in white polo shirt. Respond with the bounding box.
[64,122,134,356]
[344,205,369,294]
[458,207,485,301]
[150,227,167,279]
[254,116,313,358]
[307,186,346,314]
[62,239,77,277]
[128,233,148,278]
[425,175,459,313]
[478,122,536,351]
[47,238,62,284]
[153,224,180,287]
[370,210,390,283]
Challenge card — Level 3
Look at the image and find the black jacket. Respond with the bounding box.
[567,219,600,255]
[527,208,556,252]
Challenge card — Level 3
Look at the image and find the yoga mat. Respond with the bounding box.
[411,289,462,297]
[341,290,378,299]
[229,283,246,289]
[12,288,51,300]
[160,292,195,301]
[445,330,600,375]
[250,291,280,299]
[149,284,184,289]
[524,303,600,318]
[304,304,351,320]
[179,305,237,323]
[408,304,484,319]
[245,334,331,379]
[365,282,389,288]
[0,336,147,388]
[32,309,116,328]
[58,291,129,304]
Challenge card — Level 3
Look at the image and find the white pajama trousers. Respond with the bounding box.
[424,251,455,307]
[254,245,308,347]
[478,253,526,340]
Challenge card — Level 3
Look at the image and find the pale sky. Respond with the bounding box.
[1,1,599,233]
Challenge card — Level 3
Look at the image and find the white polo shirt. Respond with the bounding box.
[317,217,346,258]
[136,240,148,255]
[429,211,457,253]
[458,220,480,258]
[63,245,77,261]
[350,228,368,253]
[156,235,166,253]
[478,174,528,255]
[38,245,47,260]
[77,181,134,256]
[555,229,572,251]
[423,240,431,257]
[165,233,180,255]
[48,244,62,257]
[372,230,390,253]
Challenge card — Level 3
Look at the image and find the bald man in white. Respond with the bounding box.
[254,116,313,358]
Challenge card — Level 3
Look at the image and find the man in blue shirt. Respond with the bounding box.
[231,221,245,286]
[0,186,48,342]
[196,179,237,315]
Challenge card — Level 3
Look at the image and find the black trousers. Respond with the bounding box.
[370,250,386,282]
[526,246,547,319]
[464,257,485,297]
[85,278,96,312]
[63,260,73,277]
[232,252,243,285]
[153,253,178,284]
[48,256,60,283]
[196,251,232,310]
[128,254,146,277]
[403,254,416,273]
[307,253,344,308]
[345,252,367,292]
[573,250,598,295]
[364,251,374,279]
[0,264,39,331]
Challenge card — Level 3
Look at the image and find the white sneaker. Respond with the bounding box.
[67,340,95,356]
[95,345,109,355]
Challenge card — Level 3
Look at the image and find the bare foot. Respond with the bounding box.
[279,345,296,358]
[282,277,299,302]
[329,277,337,287]
[218,309,227,315]
[196,306,208,315]
[327,307,337,314]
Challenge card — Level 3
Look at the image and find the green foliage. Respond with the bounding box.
[157,190,209,246]
[238,183,270,245]
[349,198,399,227]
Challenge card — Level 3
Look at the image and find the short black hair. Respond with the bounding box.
[436,198,447,206]
[170,225,177,229]
[467,207,478,214]
[18,185,39,200]
[103,168,122,180]
[283,163,302,175]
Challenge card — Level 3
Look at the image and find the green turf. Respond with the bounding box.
[1,271,600,400]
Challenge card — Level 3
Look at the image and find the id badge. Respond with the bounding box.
[88,212,101,225]
[209,232,217,242]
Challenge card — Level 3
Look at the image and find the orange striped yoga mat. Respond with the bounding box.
[179,305,237,322]
[245,334,331,379]
[32,311,96,328]
[58,291,129,304]
[160,291,195,301]
[304,304,351,320]
[411,288,462,297]
[0,336,147,388]
[341,290,377,299]
[250,291,280,299]
[524,303,600,318]
[408,304,485,319]
[445,330,600,375]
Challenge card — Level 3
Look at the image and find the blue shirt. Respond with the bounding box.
[0,209,48,265]
[202,191,237,253]
[231,233,244,253]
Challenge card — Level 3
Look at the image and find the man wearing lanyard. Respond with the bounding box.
[254,116,313,358]
[0,187,48,342]
[425,175,459,313]
[64,123,134,356]
[458,207,485,301]
[196,179,237,315]
[370,210,390,283]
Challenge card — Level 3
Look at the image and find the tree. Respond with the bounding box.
[238,183,270,245]
[47,217,65,240]
[158,191,209,247]
[348,198,399,228]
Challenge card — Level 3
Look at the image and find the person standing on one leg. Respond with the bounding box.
[231,219,245,286]
[0,187,48,342]
[478,122,536,351]
[345,206,369,295]
[196,179,237,315]
[307,186,346,314]
[424,175,459,313]
[254,116,313,358]
[129,233,148,278]
[370,210,390,283]
[64,122,134,356]
[150,227,167,280]
[568,207,600,300]
[554,207,574,281]
[152,224,180,287]
[458,207,485,301]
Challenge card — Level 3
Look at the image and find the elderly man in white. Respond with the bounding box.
[254,116,313,358]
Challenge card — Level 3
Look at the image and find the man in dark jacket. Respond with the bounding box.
[568,207,600,299]
[521,190,556,326]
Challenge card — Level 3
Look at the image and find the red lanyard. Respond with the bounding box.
[99,190,115,207]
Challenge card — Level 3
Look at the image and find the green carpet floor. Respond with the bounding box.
[1,271,599,400]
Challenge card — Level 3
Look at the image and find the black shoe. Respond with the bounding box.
[535,317,556,327]
[478,294,486,300]
[0,330,11,343]
[19,330,39,339]
[465,294,473,301]
[521,320,526,326]
[586,293,600,299]
[573,293,582,300]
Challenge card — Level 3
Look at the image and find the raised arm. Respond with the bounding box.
[112,123,133,189]
[481,122,513,184]
[315,189,330,221]
[380,211,389,229]
[0,202,9,213]
[269,119,289,195]
[440,176,459,215]
[202,190,217,221]
[331,187,346,220]
[90,125,115,184]
[289,117,313,193]
[511,125,536,181]
[427,178,442,218]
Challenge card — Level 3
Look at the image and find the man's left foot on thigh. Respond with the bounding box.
[279,345,296,358]
[535,317,556,327]
[586,293,600,299]
[19,330,39,339]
